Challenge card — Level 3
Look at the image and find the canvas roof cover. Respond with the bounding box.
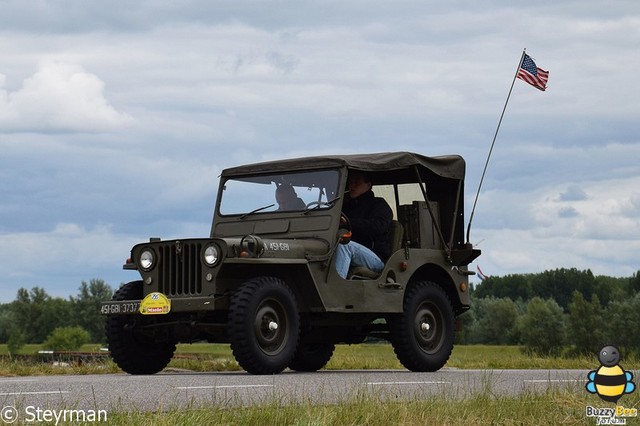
[221,152,466,181]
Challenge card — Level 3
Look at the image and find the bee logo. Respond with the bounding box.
[586,345,636,403]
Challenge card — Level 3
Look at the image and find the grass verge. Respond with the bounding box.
[99,384,639,426]
[0,343,638,376]
[2,344,638,425]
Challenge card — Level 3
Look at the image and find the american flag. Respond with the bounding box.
[517,53,549,91]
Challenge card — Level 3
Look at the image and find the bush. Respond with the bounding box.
[478,297,519,344]
[519,297,566,356]
[43,326,90,351]
[7,331,26,356]
[605,293,640,355]
[567,291,604,355]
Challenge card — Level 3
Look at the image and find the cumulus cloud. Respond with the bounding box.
[0,62,133,132]
[0,0,639,301]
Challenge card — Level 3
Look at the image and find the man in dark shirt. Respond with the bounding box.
[335,171,392,279]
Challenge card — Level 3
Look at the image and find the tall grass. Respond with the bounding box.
[98,383,637,426]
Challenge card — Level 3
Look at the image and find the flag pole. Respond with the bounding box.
[466,49,527,244]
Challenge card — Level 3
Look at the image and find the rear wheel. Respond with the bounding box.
[390,281,454,372]
[105,281,176,375]
[228,277,300,374]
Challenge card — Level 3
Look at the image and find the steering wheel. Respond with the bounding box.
[305,201,329,209]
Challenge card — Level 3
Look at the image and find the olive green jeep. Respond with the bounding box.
[101,152,480,375]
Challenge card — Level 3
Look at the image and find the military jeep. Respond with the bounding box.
[101,152,480,375]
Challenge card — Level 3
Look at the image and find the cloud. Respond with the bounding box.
[474,174,640,279]
[0,223,137,301]
[0,62,133,133]
[0,0,639,302]
[558,207,578,218]
[558,185,588,202]
[474,229,640,281]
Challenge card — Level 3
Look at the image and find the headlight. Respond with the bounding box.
[203,244,220,266]
[140,249,155,271]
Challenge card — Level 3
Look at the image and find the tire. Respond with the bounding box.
[228,277,300,375]
[289,342,335,372]
[105,281,176,375]
[389,281,454,372]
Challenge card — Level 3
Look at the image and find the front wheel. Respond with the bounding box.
[105,281,176,375]
[389,281,454,372]
[228,277,300,374]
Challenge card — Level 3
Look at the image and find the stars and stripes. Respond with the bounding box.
[517,53,549,91]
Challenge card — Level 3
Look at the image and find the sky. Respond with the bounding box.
[0,1,639,302]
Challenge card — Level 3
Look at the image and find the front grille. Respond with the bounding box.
[158,242,203,296]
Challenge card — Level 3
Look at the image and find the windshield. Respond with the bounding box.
[219,169,341,216]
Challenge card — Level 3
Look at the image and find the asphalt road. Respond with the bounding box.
[0,369,588,416]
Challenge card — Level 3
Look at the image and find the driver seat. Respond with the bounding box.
[349,220,404,279]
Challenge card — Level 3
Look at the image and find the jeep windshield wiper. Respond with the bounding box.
[240,204,275,219]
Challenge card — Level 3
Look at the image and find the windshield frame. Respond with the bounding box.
[217,169,341,217]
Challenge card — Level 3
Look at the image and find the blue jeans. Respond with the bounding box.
[334,241,384,279]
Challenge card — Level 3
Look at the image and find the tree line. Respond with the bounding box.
[0,279,112,353]
[460,268,640,356]
[1,268,639,357]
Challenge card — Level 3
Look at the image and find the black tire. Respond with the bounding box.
[289,342,335,372]
[228,277,300,375]
[389,281,454,372]
[105,281,176,375]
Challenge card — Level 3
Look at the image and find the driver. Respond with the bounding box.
[334,171,392,279]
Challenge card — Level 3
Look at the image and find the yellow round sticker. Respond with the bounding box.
[139,292,171,315]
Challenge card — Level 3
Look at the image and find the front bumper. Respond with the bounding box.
[100,295,219,315]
